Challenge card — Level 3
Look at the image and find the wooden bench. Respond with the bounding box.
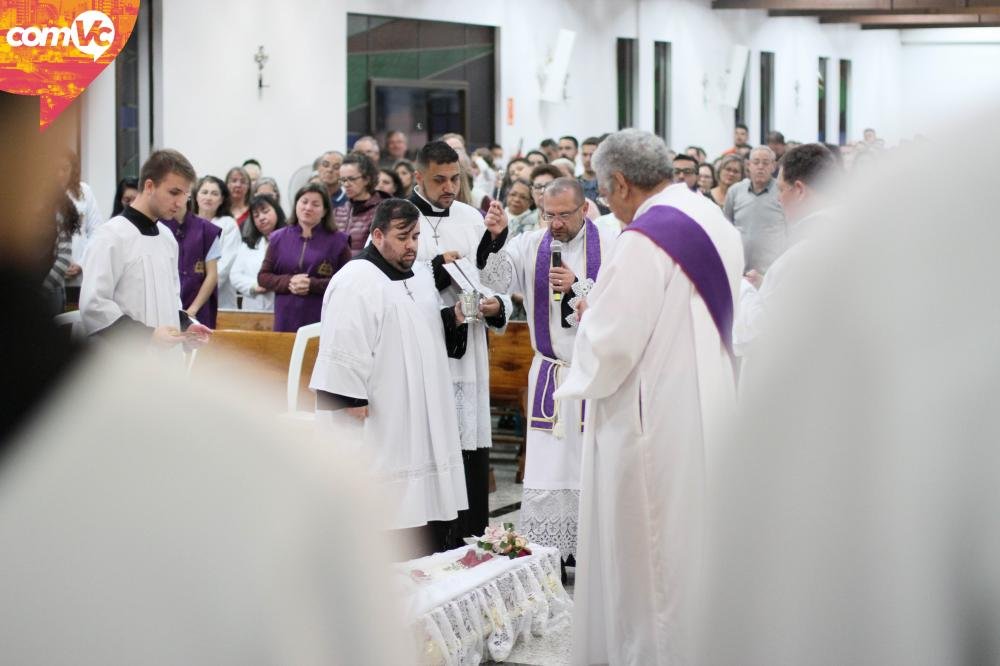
[216,309,275,331]
[488,321,534,483]
[190,329,318,411]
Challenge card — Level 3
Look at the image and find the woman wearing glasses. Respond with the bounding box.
[332,153,388,256]
[711,154,745,208]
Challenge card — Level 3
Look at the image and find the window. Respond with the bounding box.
[760,51,775,145]
[347,14,495,150]
[839,59,851,145]
[818,57,829,143]
[654,41,671,143]
[617,38,637,129]
[735,60,750,128]
[116,22,141,180]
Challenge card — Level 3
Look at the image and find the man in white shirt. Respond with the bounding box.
[80,149,210,349]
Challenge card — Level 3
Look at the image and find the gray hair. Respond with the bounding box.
[592,129,673,191]
[749,145,777,162]
[543,177,585,206]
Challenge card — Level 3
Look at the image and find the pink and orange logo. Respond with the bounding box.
[1,1,140,130]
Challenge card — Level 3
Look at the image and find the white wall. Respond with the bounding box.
[899,28,1000,139]
[79,0,916,203]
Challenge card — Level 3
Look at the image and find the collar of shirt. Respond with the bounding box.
[750,178,776,196]
[122,205,159,236]
[409,187,449,218]
[355,242,414,281]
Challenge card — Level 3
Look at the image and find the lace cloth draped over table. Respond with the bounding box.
[397,544,572,665]
[520,489,582,558]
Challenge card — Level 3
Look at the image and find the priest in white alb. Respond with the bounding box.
[554,129,744,665]
[310,198,471,557]
[481,178,617,564]
[410,141,512,542]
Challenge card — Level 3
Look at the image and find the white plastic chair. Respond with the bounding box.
[53,310,85,341]
[286,322,322,416]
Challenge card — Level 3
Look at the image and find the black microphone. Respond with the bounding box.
[551,240,563,302]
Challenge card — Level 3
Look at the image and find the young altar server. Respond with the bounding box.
[480,178,617,564]
[410,141,511,541]
[161,208,222,328]
[310,198,471,557]
[554,129,744,665]
[80,149,211,348]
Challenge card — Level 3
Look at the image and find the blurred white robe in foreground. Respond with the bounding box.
[0,345,411,665]
[698,111,1000,665]
[556,185,743,665]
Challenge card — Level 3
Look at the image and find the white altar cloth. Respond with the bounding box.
[396,544,572,664]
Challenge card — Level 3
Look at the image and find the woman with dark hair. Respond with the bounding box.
[231,194,286,312]
[525,150,548,168]
[41,190,82,315]
[393,159,415,197]
[111,177,139,218]
[332,153,386,257]
[258,183,351,331]
[57,148,105,285]
[377,168,404,198]
[192,175,241,310]
[698,162,718,196]
[225,166,252,227]
[161,203,222,328]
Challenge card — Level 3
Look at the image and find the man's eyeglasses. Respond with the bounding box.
[339,175,364,185]
[532,183,550,192]
[541,203,584,223]
[673,167,696,176]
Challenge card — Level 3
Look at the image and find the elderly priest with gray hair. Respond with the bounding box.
[554,129,744,665]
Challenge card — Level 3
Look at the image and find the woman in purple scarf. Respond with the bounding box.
[258,183,350,332]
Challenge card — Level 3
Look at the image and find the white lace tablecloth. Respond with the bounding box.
[395,544,572,665]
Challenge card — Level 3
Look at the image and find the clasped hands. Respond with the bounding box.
[289,273,311,296]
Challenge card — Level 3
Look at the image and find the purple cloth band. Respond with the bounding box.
[624,205,735,356]
[530,219,601,430]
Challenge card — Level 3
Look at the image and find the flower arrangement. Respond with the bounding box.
[477,522,532,559]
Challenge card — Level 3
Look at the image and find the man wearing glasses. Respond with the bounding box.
[723,145,787,274]
[316,150,348,210]
[481,177,618,574]
[671,153,700,191]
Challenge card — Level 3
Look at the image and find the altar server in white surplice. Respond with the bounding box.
[481,178,617,562]
[410,141,512,542]
[311,198,472,557]
[554,130,744,666]
[80,149,211,349]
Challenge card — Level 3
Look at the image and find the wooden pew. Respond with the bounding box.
[488,321,534,482]
[190,329,319,411]
[216,309,275,331]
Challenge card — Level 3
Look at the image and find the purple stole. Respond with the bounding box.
[529,219,602,432]
[162,213,221,328]
[624,205,735,356]
[269,224,350,332]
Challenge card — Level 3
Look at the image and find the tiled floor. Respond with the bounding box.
[486,455,573,666]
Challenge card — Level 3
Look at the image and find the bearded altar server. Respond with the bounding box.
[481,178,617,563]
[80,149,211,348]
[410,141,512,541]
[554,129,744,665]
[310,199,471,556]
[161,209,222,328]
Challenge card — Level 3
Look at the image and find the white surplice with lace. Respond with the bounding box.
[483,223,617,558]
[414,191,511,451]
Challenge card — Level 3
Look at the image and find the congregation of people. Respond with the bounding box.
[34,120,888,663]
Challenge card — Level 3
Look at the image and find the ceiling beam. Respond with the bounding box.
[771,8,1000,15]
[820,11,1000,21]
[814,12,1000,26]
[714,0,1000,10]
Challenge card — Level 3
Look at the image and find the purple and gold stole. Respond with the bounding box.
[624,205,735,356]
[529,218,602,432]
